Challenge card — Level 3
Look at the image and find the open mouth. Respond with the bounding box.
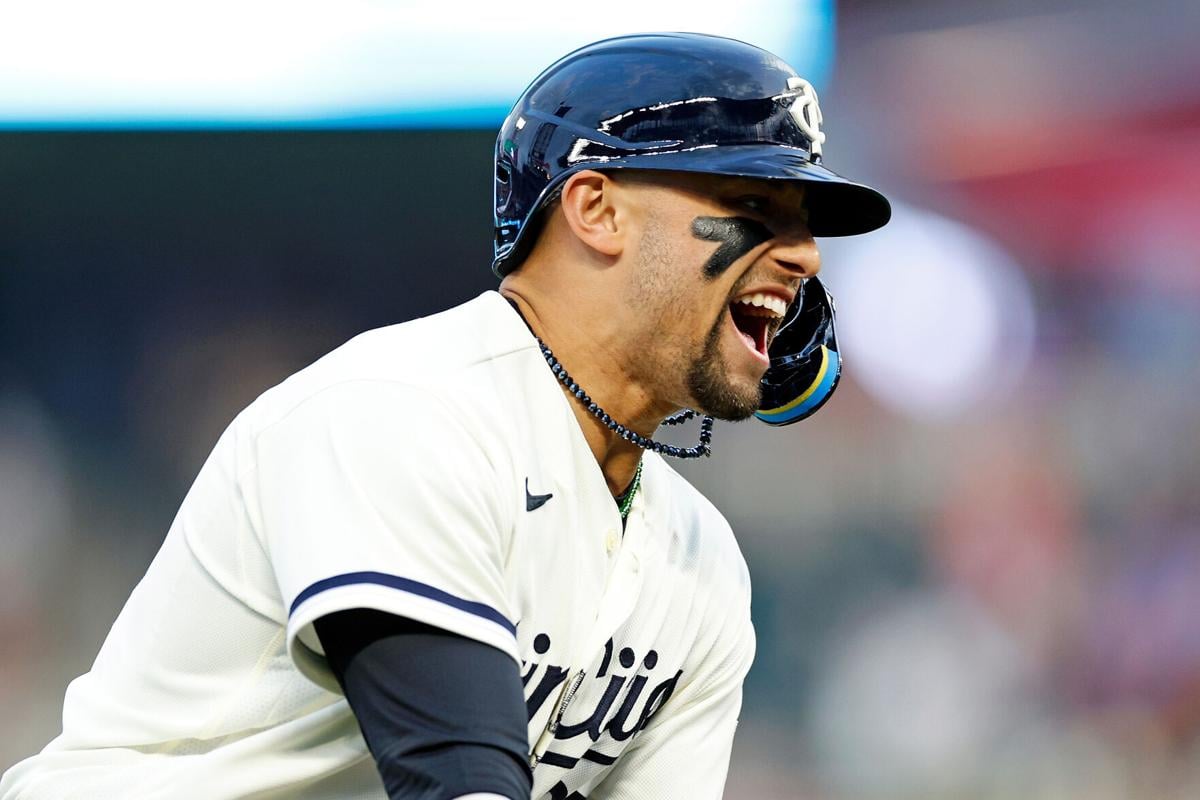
[728,292,788,360]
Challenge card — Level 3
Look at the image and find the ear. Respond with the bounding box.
[557,170,625,260]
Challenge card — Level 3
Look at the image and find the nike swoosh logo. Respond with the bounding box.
[525,478,553,512]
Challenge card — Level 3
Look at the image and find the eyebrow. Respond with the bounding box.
[722,187,809,219]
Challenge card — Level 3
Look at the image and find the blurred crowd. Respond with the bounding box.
[3,0,1198,797]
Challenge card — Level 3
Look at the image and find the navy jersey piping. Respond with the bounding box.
[290,571,517,635]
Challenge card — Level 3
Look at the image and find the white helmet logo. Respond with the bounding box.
[786,77,826,158]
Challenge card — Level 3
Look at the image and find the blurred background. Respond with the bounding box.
[2,0,1199,797]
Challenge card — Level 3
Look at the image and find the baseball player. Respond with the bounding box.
[1,33,889,799]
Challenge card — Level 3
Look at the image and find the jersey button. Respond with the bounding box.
[604,529,619,554]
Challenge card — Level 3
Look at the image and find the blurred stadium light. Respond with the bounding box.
[819,203,1036,421]
[0,0,835,128]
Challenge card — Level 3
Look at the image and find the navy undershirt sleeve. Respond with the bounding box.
[315,609,532,800]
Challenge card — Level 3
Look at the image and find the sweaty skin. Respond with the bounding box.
[690,216,775,279]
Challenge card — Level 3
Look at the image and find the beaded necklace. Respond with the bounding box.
[534,336,715,460]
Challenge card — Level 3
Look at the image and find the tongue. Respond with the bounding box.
[739,330,757,353]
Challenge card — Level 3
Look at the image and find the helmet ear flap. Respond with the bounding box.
[754,278,842,426]
[494,149,515,212]
[493,148,522,274]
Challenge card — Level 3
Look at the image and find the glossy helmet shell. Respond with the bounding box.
[492,31,891,276]
[754,276,842,426]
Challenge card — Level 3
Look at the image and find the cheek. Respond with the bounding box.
[632,240,705,310]
[631,217,736,339]
[641,283,714,356]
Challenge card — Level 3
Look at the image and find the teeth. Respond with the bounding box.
[734,293,788,318]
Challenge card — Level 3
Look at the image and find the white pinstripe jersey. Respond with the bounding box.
[1,291,756,800]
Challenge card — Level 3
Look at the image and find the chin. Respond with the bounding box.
[686,357,762,422]
[682,316,765,421]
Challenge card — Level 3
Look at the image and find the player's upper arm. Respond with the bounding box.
[248,380,518,690]
[591,571,755,799]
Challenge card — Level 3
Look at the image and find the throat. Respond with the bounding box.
[529,334,715,460]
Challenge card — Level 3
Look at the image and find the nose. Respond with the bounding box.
[769,226,821,279]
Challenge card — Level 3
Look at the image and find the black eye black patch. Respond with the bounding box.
[691,216,774,279]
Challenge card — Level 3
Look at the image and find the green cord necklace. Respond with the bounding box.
[616,459,644,521]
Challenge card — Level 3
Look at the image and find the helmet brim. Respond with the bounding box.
[588,144,892,238]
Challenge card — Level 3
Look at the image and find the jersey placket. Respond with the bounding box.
[529,483,649,769]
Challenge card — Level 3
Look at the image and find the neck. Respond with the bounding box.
[500,285,670,495]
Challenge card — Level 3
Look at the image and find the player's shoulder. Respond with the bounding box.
[645,454,752,605]
[240,291,530,435]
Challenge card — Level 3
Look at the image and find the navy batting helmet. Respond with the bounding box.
[493,32,891,425]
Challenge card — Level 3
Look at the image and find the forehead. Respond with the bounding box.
[620,170,806,209]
